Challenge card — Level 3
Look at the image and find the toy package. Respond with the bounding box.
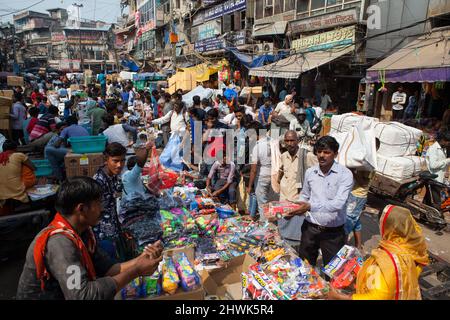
[261,201,303,220]
[323,245,363,291]
[172,252,201,291]
[162,257,180,295]
[323,245,362,278]
[241,272,272,300]
[121,277,144,300]
[262,256,328,300]
[142,272,161,297]
[248,263,291,300]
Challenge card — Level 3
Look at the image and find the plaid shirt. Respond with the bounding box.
[92,167,123,241]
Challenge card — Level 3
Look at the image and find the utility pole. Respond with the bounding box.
[170,0,177,70]
[9,22,17,73]
[73,3,84,71]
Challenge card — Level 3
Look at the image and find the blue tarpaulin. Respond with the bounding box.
[226,47,285,69]
[121,59,140,72]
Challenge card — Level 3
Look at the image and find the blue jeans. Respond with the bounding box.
[255,175,279,222]
[344,193,367,234]
[213,179,237,204]
[45,146,69,180]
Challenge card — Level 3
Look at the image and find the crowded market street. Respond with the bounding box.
[0,0,449,302]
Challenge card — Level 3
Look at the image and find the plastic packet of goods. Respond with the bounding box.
[162,257,180,295]
[142,272,161,297]
[172,252,201,292]
[322,245,362,278]
[121,277,143,300]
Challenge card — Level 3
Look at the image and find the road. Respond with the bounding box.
[0,203,449,300]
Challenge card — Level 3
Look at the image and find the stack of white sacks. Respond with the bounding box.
[329,113,425,180]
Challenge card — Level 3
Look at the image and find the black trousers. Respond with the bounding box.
[11,129,25,145]
[298,220,346,267]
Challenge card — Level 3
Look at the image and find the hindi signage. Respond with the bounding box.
[291,25,356,52]
[204,0,246,22]
[195,38,226,53]
[290,8,358,34]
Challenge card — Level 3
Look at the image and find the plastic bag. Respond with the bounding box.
[159,133,183,172]
[144,147,162,194]
[162,257,180,295]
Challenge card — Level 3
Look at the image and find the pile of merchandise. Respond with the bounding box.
[121,252,201,299]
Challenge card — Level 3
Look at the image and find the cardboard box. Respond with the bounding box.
[200,254,257,300]
[64,152,104,178]
[7,76,24,87]
[0,90,14,99]
[70,84,81,91]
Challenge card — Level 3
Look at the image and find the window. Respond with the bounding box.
[274,0,283,15]
[311,0,325,10]
[285,0,295,11]
[176,0,180,9]
[241,10,246,30]
[297,0,309,13]
[255,0,264,20]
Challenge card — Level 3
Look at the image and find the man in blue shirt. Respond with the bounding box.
[45,116,89,181]
[285,136,353,267]
[258,97,273,127]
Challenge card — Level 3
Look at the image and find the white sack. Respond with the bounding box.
[330,113,379,135]
[375,122,422,157]
[182,86,214,108]
[376,154,425,180]
[332,123,378,170]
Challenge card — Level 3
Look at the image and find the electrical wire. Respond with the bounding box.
[0,0,45,18]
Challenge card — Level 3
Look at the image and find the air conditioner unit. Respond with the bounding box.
[262,42,274,53]
[254,44,263,54]
[265,0,273,7]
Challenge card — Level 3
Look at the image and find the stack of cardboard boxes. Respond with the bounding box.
[0,90,14,131]
[64,152,104,178]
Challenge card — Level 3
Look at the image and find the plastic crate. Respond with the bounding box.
[32,159,53,177]
[68,136,107,154]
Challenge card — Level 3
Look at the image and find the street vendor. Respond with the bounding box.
[288,136,353,267]
[273,94,293,117]
[93,143,127,261]
[206,150,237,211]
[0,140,37,213]
[16,177,163,300]
[328,205,429,300]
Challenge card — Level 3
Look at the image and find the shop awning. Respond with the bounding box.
[252,21,288,38]
[226,47,285,69]
[180,59,229,82]
[366,27,450,83]
[248,45,355,79]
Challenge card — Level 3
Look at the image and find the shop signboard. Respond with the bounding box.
[194,38,226,53]
[51,32,66,42]
[231,30,246,46]
[290,8,359,34]
[204,0,246,22]
[199,20,221,41]
[291,25,356,53]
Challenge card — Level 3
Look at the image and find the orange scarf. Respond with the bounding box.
[33,213,97,291]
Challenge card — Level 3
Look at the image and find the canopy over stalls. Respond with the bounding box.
[366,27,450,83]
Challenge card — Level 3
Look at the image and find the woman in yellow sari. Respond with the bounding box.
[328,204,429,300]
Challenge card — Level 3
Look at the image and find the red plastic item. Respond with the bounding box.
[330,257,362,289]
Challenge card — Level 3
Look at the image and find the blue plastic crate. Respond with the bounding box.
[32,159,53,177]
[68,135,107,154]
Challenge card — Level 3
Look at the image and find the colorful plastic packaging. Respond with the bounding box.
[172,252,201,291]
[162,257,180,295]
[261,201,303,220]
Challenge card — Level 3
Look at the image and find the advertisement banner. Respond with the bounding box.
[291,25,356,52]
[204,0,246,22]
